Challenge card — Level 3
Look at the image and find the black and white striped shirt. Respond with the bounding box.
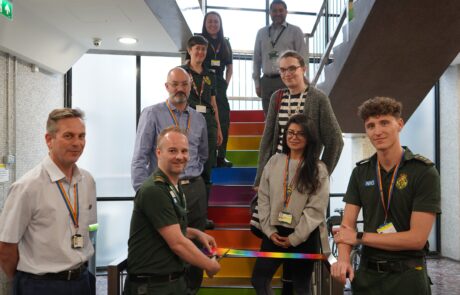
[276,88,308,153]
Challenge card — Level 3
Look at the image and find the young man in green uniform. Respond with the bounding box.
[331,97,440,295]
[125,126,220,295]
[182,35,223,230]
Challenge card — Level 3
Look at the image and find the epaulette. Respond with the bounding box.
[413,154,434,166]
[356,157,371,166]
[153,175,166,183]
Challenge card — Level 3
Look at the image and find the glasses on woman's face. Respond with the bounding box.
[279,65,301,75]
[287,129,305,138]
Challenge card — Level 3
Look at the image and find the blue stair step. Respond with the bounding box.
[211,168,256,185]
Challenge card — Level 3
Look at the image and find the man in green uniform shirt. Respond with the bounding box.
[125,126,220,295]
[331,97,440,295]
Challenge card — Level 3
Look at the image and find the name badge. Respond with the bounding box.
[72,234,84,249]
[278,211,293,224]
[196,105,207,113]
[377,222,397,234]
[268,50,279,60]
[211,59,221,67]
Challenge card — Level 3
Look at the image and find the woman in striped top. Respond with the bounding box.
[254,50,343,187]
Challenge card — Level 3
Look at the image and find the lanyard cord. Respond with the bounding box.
[56,181,79,229]
[376,150,405,223]
[188,73,205,105]
[282,155,303,209]
[166,100,191,134]
[287,89,307,117]
[269,24,287,48]
[210,42,221,59]
[168,184,187,210]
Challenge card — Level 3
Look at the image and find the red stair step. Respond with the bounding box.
[230,110,265,123]
[208,206,251,227]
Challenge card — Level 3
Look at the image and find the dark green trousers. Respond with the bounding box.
[215,77,230,159]
[124,277,186,295]
[352,263,431,295]
[201,112,217,205]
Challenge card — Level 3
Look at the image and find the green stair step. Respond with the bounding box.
[226,150,259,167]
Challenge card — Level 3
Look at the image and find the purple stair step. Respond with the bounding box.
[209,185,255,206]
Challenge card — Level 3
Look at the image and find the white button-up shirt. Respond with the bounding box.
[0,156,97,274]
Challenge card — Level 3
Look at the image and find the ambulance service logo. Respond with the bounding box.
[396,173,408,190]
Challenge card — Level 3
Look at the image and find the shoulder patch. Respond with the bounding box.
[153,175,166,183]
[356,157,371,166]
[413,154,434,166]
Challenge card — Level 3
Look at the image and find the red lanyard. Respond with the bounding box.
[375,151,405,223]
[56,180,79,229]
[188,73,205,104]
[282,155,303,208]
[166,100,191,133]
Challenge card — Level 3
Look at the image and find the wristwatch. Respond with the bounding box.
[356,232,364,243]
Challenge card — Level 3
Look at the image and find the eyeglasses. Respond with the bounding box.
[168,82,190,88]
[287,130,305,138]
[279,65,301,75]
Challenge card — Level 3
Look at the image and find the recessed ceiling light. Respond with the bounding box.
[118,37,138,44]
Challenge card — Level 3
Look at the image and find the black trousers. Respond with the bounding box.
[181,177,207,294]
[251,226,320,295]
[13,269,91,295]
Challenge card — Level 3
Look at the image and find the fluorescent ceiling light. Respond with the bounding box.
[118,37,138,44]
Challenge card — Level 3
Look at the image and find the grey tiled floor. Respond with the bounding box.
[96,257,460,294]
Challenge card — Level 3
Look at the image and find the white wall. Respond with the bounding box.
[440,64,460,260]
[0,51,63,293]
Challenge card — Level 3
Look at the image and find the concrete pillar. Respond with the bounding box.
[440,64,460,260]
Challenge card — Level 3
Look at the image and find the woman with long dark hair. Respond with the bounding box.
[201,11,233,167]
[251,114,330,295]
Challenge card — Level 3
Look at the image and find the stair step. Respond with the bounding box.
[227,136,261,150]
[226,150,259,167]
[211,168,256,185]
[208,206,251,227]
[209,185,254,206]
[229,122,265,136]
[206,229,261,250]
[230,110,265,123]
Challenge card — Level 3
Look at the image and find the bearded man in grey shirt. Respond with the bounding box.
[253,0,308,115]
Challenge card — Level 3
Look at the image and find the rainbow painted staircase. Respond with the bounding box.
[198,110,282,294]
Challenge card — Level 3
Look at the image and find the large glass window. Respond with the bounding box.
[72,54,136,198]
[206,0,265,10]
[141,56,182,110]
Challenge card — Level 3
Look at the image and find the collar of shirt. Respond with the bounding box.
[270,21,288,30]
[166,99,190,114]
[369,146,412,168]
[43,155,82,184]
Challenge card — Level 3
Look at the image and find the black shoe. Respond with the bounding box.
[217,157,233,168]
[205,219,215,230]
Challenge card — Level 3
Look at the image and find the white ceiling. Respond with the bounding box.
[19,0,178,52]
[0,0,194,73]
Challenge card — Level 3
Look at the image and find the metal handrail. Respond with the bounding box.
[311,8,347,85]
[308,0,349,86]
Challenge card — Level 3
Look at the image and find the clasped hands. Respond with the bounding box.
[270,232,291,248]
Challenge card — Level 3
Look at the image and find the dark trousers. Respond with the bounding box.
[352,260,431,295]
[260,76,286,116]
[215,77,230,159]
[251,227,320,295]
[182,177,207,294]
[201,112,217,206]
[124,276,186,295]
[13,269,91,295]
